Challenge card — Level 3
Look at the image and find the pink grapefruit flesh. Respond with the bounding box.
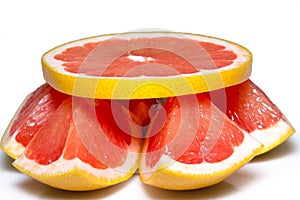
[54,39,237,77]
[144,93,246,168]
[212,79,295,154]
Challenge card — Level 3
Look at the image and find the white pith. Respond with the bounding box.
[14,151,139,178]
[141,131,262,175]
[251,119,293,148]
[10,120,293,177]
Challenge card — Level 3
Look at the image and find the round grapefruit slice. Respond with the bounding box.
[1,84,67,159]
[42,32,252,99]
[140,93,262,190]
[12,96,142,191]
[211,79,295,154]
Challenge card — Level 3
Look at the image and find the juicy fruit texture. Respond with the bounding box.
[54,42,237,76]
[224,80,281,132]
[1,84,67,159]
[145,94,245,166]
[0,79,295,191]
[42,32,252,99]
[140,93,262,190]
[11,95,142,191]
[212,80,295,154]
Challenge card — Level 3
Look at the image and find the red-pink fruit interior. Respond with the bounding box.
[24,97,140,168]
[54,37,236,77]
[24,98,73,165]
[10,84,67,147]
[145,93,244,168]
[12,79,287,169]
[214,80,282,133]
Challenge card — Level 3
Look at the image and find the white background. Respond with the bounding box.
[0,0,299,199]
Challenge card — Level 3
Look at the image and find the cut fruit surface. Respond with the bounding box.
[140,93,262,190]
[1,81,295,191]
[42,32,252,99]
[13,96,142,191]
[212,80,295,154]
[1,84,67,159]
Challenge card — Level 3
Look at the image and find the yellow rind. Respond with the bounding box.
[13,159,138,191]
[140,144,262,190]
[41,32,252,99]
[42,61,251,100]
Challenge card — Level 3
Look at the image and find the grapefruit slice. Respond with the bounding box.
[1,84,67,159]
[42,32,252,99]
[13,97,142,191]
[212,80,295,154]
[140,93,262,190]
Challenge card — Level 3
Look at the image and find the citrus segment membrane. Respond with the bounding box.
[140,93,262,190]
[1,84,67,159]
[24,98,73,165]
[42,32,252,99]
[220,80,282,132]
[212,80,295,154]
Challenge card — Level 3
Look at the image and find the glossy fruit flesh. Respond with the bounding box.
[24,96,139,168]
[222,80,282,132]
[54,38,237,77]
[10,84,67,147]
[145,93,245,167]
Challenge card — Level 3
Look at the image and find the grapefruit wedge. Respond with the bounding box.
[1,84,67,159]
[42,32,252,99]
[212,80,295,154]
[12,96,142,191]
[140,93,262,190]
